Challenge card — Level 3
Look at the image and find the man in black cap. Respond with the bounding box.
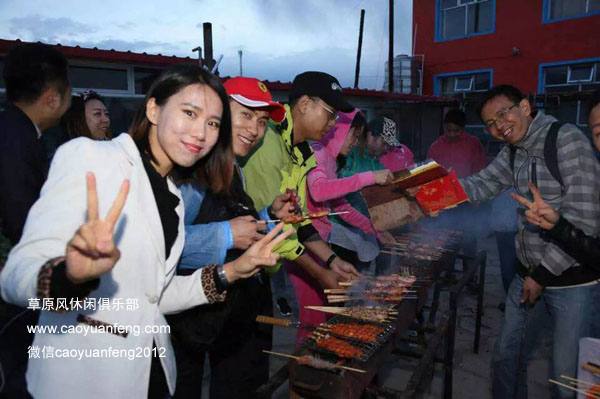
[241,71,359,345]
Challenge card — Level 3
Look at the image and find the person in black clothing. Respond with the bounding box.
[0,42,70,399]
[0,42,71,245]
[168,77,297,399]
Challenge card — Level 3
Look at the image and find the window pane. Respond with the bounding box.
[545,84,579,94]
[544,66,568,85]
[549,0,586,19]
[582,82,600,91]
[134,67,162,95]
[465,101,482,125]
[474,72,491,90]
[455,76,473,91]
[70,66,128,91]
[442,0,458,9]
[467,1,493,34]
[440,77,455,95]
[555,100,579,124]
[590,0,600,12]
[579,101,589,125]
[442,7,466,39]
[569,65,594,82]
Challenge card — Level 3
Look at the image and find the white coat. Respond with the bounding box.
[0,133,213,398]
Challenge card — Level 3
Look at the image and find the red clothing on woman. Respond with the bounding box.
[427,131,486,178]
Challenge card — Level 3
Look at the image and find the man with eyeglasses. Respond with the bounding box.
[459,85,600,399]
[240,71,360,345]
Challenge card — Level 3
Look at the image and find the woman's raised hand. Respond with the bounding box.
[510,182,559,230]
[223,223,294,282]
[66,173,130,284]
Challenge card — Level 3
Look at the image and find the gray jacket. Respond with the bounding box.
[460,111,600,287]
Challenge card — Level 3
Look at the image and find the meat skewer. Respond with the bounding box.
[262,350,366,373]
[311,333,365,359]
[318,323,385,343]
[264,210,350,224]
[306,305,397,323]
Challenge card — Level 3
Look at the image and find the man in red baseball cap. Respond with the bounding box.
[223,76,285,157]
[168,77,298,399]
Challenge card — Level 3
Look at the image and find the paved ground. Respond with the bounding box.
[201,234,554,398]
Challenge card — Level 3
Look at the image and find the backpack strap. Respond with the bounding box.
[543,122,564,189]
[509,144,516,173]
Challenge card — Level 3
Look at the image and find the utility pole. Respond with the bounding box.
[388,0,394,93]
[203,22,215,71]
[238,50,243,76]
[354,9,365,88]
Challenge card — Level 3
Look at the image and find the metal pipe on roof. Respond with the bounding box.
[203,22,215,71]
[388,0,394,93]
[354,9,365,88]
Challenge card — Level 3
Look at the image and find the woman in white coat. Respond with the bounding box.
[0,65,291,399]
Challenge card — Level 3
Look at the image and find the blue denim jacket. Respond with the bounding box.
[178,183,272,270]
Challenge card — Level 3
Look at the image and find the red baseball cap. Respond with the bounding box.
[223,77,286,123]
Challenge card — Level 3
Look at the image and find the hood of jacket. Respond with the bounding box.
[514,110,557,150]
[312,110,359,159]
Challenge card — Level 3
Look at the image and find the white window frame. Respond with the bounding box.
[454,76,474,91]
[567,64,595,83]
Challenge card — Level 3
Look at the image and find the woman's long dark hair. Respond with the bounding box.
[129,65,234,193]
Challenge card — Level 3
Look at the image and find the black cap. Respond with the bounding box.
[289,71,354,112]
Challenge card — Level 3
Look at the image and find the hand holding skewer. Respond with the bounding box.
[510,183,559,230]
[270,190,301,220]
[66,173,130,284]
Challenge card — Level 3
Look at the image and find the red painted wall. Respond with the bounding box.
[413,0,600,95]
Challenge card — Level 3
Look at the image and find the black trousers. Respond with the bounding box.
[172,275,273,399]
[0,301,38,399]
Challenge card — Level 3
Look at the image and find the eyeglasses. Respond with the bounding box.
[311,97,339,122]
[484,103,518,133]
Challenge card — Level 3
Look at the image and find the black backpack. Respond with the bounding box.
[508,122,564,193]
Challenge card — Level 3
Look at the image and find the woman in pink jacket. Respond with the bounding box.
[307,111,395,272]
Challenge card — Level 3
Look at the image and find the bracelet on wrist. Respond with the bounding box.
[325,253,337,268]
[217,265,233,287]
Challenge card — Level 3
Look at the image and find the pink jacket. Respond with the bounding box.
[307,110,379,241]
[380,145,414,172]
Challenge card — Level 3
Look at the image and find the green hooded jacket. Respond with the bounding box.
[241,104,317,271]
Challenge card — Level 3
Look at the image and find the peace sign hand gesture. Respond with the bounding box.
[65,172,130,284]
[509,182,559,230]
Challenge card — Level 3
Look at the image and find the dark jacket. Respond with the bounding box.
[547,215,600,270]
[0,105,48,244]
